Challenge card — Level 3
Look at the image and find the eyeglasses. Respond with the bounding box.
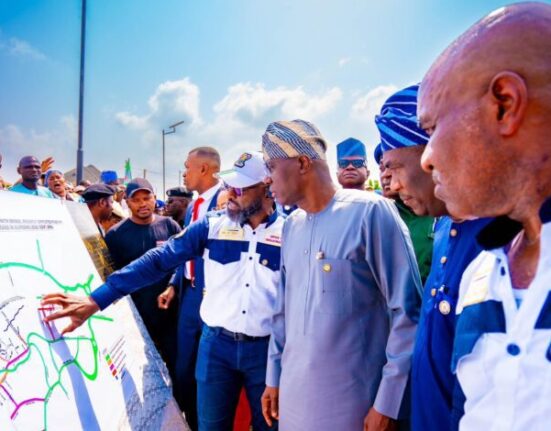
[338,159,366,169]
[223,182,262,197]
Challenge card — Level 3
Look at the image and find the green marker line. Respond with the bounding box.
[0,240,114,430]
[36,239,44,272]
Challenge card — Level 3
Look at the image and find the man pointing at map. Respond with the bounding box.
[42,151,283,431]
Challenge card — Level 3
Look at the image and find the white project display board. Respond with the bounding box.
[0,191,186,431]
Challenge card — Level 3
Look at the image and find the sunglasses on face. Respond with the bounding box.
[338,159,366,169]
[223,182,261,197]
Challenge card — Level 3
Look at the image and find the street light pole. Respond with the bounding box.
[162,120,185,197]
[76,0,87,184]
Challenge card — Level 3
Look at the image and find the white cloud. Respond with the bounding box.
[113,78,343,189]
[338,57,351,68]
[0,116,77,182]
[351,84,398,122]
[0,30,46,61]
[213,82,342,126]
[0,81,397,190]
[115,77,202,131]
[340,84,399,177]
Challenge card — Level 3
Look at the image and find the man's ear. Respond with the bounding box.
[297,156,313,174]
[489,71,528,137]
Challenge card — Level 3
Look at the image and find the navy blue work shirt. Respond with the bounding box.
[412,216,491,431]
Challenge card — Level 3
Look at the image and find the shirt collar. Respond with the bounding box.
[476,197,551,250]
[239,210,279,229]
[199,181,222,202]
[265,209,279,227]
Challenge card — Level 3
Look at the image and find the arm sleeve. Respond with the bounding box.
[265,223,288,387]
[166,219,183,287]
[168,265,184,288]
[366,198,422,419]
[90,217,209,310]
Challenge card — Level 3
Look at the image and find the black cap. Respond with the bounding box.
[166,186,193,198]
[81,184,116,202]
[126,178,154,198]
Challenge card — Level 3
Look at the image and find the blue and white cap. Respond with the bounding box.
[218,152,268,188]
[374,84,429,153]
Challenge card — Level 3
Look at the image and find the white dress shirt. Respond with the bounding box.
[185,181,222,278]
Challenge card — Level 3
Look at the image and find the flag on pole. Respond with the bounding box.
[123,159,132,184]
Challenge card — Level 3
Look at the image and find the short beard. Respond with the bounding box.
[227,196,263,224]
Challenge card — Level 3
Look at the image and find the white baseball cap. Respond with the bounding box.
[218,152,268,188]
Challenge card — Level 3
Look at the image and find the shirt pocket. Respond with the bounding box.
[256,242,281,272]
[314,258,352,315]
[207,239,245,265]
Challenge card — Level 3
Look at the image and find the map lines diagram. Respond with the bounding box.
[0,240,128,431]
[0,190,186,431]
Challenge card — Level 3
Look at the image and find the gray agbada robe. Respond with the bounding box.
[266,189,422,430]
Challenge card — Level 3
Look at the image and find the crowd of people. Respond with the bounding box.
[1,3,551,431]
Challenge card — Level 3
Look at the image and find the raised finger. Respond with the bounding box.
[61,321,80,335]
[41,293,68,303]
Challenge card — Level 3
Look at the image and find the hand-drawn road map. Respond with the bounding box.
[0,191,186,430]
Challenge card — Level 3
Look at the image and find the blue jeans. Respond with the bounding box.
[174,279,203,430]
[195,326,277,431]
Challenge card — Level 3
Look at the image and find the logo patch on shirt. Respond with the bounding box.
[263,234,281,246]
[218,227,244,240]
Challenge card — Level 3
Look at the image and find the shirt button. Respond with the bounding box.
[253,232,256,235]
[430,288,437,297]
[450,229,458,237]
[440,256,447,264]
[245,283,250,287]
[304,250,309,255]
[249,257,253,261]
[438,300,451,315]
[242,310,246,314]
[307,215,313,221]
[507,343,521,356]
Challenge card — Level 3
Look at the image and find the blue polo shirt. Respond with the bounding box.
[9,183,54,198]
[412,216,491,431]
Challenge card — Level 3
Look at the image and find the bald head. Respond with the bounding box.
[423,3,551,101]
[19,155,40,168]
[419,2,551,222]
[189,147,221,170]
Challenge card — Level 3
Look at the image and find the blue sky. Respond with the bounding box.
[0,0,543,192]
